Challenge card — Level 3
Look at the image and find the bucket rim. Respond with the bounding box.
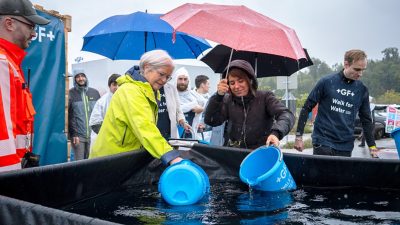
[391,127,400,137]
[239,145,282,186]
[159,159,210,205]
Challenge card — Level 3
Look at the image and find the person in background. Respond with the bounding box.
[125,65,191,141]
[204,60,295,149]
[191,75,212,142]
[89,73,121,134]
[0,0,50,172]
[68,72,100,160]
[174,67,204,138]
[88,73,120,153]
[90,50,183,166]
[294,49,378,158]
[193,75,211,101]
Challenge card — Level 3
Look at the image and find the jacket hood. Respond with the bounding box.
[172,67,191,92]
[73,72,89,90]
[123,65,147,85]
[122,65,159,99]
[222,59,258,92]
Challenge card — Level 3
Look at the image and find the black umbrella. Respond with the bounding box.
[200,44,313,77]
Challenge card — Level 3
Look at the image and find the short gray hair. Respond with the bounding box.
[139,50,174,74]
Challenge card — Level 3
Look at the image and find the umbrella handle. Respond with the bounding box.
[224,48,234,79]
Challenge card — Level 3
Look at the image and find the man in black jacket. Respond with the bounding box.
[68,72,100,160]
[204,60,295,149]
[294,49,378,157]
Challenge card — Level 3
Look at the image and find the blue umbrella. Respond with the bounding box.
[82,11,211,60]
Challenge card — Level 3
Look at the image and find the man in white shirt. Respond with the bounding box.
[191,75,212,142]
[174,67,203,138]
[89,74,120,151]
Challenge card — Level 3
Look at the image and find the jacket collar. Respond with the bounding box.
[340,69,354,84]
[0,38,27,65]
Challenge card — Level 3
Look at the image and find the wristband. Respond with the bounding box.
[369,146,377,150]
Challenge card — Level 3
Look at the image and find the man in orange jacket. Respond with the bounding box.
[0,0,50,172]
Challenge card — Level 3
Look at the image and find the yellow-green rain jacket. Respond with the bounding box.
[90,71,179,164]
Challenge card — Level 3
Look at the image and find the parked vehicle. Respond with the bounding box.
[354,104,400,140]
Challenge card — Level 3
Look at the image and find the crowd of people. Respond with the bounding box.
[0,0,380,173]
[62,53,298,164]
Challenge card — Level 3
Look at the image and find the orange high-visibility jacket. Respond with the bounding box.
[0,38,35,172]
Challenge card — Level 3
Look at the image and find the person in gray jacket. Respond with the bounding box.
[68,72,100,160]
[204,60,295,149]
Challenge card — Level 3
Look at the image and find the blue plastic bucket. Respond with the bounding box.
[158,159,210,205]
[390,127,400,157]
[239,146,296,192]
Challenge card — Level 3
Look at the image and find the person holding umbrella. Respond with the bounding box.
[204,60,295,149]
[90,50,182,165]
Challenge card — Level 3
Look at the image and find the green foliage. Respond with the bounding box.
[282,48,400,103]
[375,90,400,104]
[255,47,400,106]
[257,77,275,92]
[290,121,313,134]
[296,94,309,108]
[294,58,334,95]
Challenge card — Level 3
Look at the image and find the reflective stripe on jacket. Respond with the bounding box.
[0,39,35,172]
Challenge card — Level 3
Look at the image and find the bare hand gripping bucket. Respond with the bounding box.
[158,159,210,205]
[239,146,296,192]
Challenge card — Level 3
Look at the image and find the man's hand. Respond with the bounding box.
[266,134,279,146]
[294,137,304,152]
[72,137,80,145]
[197,123,205,133]
[183,123,192,133]
[369,146,380,158]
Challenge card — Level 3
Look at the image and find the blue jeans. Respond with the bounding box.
[313,144,351,157]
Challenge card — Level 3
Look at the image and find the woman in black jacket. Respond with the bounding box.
[204,60,295,149]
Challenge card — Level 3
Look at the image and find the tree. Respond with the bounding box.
[295,58,333,95]
[256,47,400,104]
[381,47,400,62]
[376,90,400,104]
[364,48,400,97]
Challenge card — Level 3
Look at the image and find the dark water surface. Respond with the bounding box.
[63,182,400,224]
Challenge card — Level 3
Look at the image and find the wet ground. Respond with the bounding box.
[280,134,399,159]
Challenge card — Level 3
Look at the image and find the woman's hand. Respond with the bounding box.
[169,157,183,165]
[217,79,229,96]
[266,134,279,146]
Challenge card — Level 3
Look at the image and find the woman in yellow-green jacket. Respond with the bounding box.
[90,50,182,165]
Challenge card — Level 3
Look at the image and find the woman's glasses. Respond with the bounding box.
[157,70,172,82]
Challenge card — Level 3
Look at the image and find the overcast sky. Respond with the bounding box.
[32,0,400,68]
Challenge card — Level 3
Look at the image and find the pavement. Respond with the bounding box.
[280,133,399,159]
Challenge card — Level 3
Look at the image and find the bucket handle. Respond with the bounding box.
[252,145,283,185]
[268,144,283,162]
